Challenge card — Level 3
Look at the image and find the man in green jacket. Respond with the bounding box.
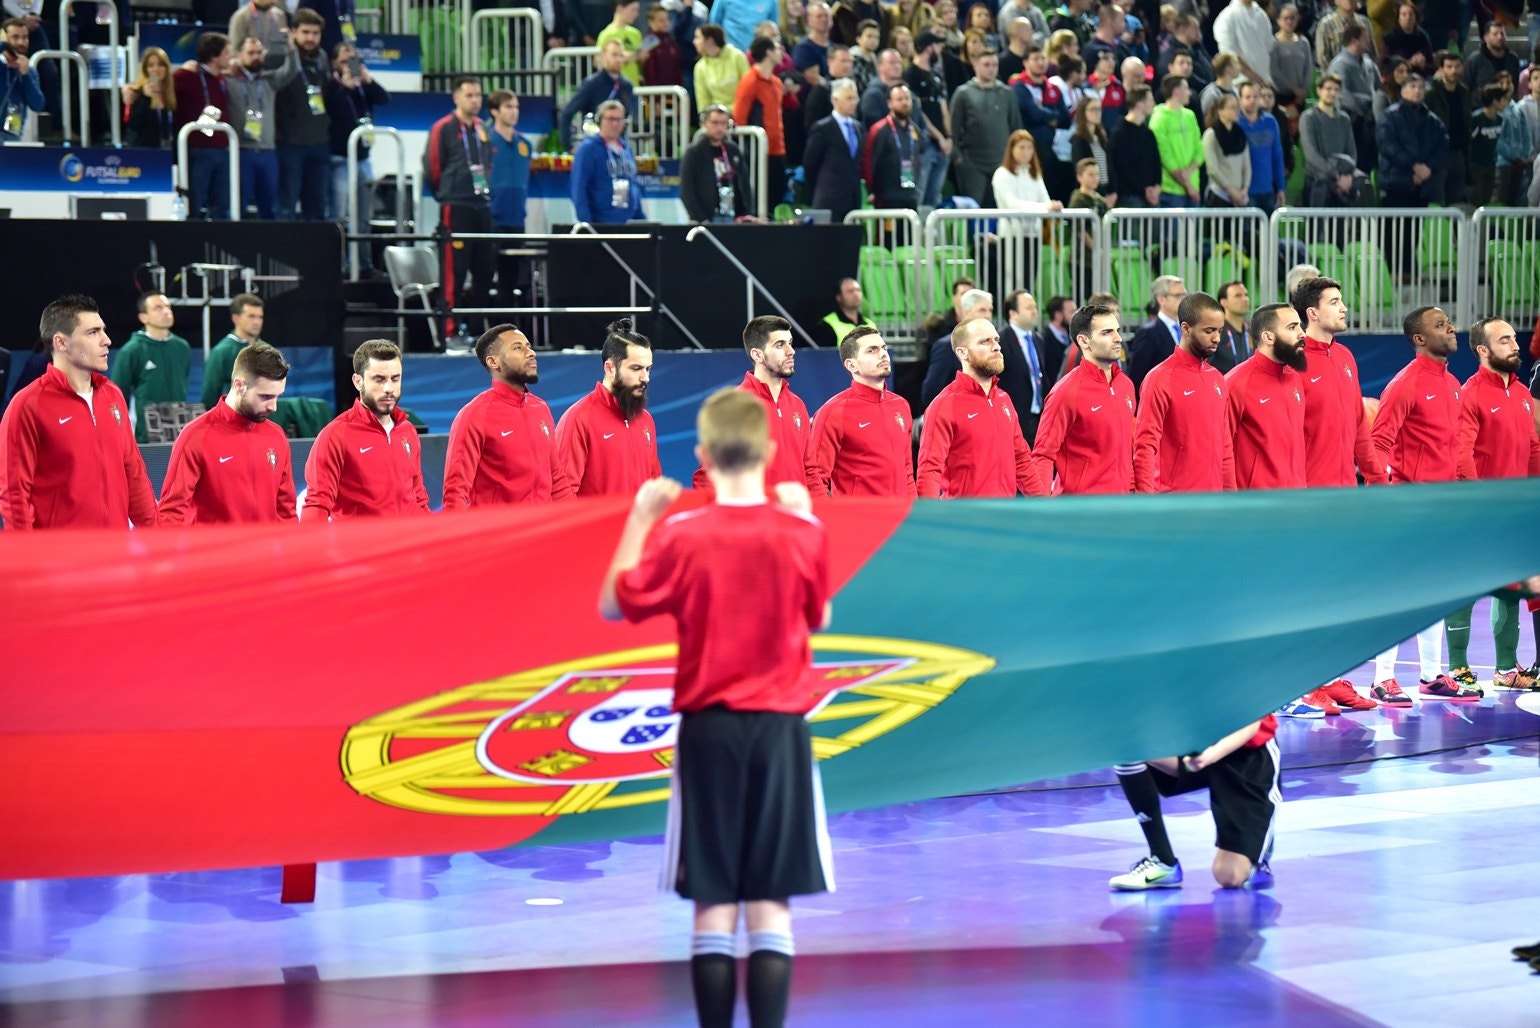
[202,293,267,410]
[111,292,192,443]
[1149,74,1201,205]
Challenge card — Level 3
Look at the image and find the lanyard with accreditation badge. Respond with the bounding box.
[460,120,490,195]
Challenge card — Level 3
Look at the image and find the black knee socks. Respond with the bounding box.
[1114,763,1177,865]
[746,930,794,1028]
[691,932,736,1028]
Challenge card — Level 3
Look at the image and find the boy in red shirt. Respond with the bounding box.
[601,388,833,1028]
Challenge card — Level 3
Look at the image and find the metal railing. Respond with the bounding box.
[729,126,769,221]
[568,222,705,349]
[925,208,1108,319]
[1269,207,1469,333]
[29,51,90,145]
[541,46,599,108]
[176,121,242,222]
[685,225,821,348]
[1467,208,1539,331]
[1104,206,1270,319]
[58,0,121,146]
[347,125,408,282]
[632,85,689,158]
[469,8,544,72]
[845,209,924,350]
[386,0,471,74]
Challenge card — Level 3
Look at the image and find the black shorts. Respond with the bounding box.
[662,706,834,905]
[1153,739,1280,866]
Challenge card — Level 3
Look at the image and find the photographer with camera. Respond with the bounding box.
[0,17,44,143]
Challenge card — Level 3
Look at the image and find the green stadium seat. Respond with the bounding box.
[858,246,903,321]
[929,244,976,311]
[1110,249,1156,312]
[1036,249,1075,304]
[1486,241,1540,313]
[1342,242,1398,312]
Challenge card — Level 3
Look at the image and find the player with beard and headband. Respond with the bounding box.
[1031,303,1136,494]
[1133,291,1235,493]
[303,339,429,519]
[158,343,297,524]
[692,316,813,493]
[443,324,577,508]
[555,318,662,497]
[1450,317,1540,693]
[916,317,1047,498]
[1366,306,1480,705]
[807,326,916,497]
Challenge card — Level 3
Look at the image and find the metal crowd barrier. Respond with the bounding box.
[29,51,90,145]
[1103,206,1270,320]
[728,125,768,220]
[347,125,408,282]
[925,208,1107,321]
[844,209,924,352]
[386,0,471,74]
[540,46,599,108]
[176,121,242,223]
[469,7,544,73]
[1468,208,1540,333]
[59,0,121,146]
[633,85,689,158]
[1269,206,1468,333]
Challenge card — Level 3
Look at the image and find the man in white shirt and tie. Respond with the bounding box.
[1001,289,1047,443]
[1126,275,1186,395]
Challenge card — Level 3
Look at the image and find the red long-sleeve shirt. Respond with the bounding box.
[1370,353,1461,484]
[807,381,916,497]
[1225,352,1307,490]
[554,382,662,497]
[443,380,577,509]
[0,365,157,530]
[158,399,296,524]
[917,372,1046,498]
[733,68,785,156]
[1301,336,1388,487]
[692,372,811,491]
[303,401,430,519]
[1133,346,1235,493]
[1031,359,1136,495]
[1457,366,1540,480]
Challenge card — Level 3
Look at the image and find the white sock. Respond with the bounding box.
[1374,641,1400,684]
[1417,621,1445,681]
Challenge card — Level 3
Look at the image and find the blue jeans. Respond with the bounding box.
[1158,192,1193,208]
[278,143,331,221]
[241,149,280,219]
[916,144,950,208]
[187,148,230,220]
[330,155,375,270]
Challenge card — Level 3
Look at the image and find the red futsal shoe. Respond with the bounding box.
[1321,679,1377,711]
[1302,687,1343,716]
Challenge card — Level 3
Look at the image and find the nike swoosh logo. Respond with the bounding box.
[603,433,615,439]
[144,361,157,370]
[501,430,515,437]
[1183,390,1195,396]
[966,412,979,419]
[219,456,234,463]
[858,421,872,428]
[1259,397,1270,404]
[1091,405,1103,412]
[1491,406,1501,413]
[359,446,373,453]
[1310,376,1322,383]
[1425,394,1436,400]
[57,416,72,425]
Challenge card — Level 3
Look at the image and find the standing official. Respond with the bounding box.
[111,291,192,443]
[1,295,157,530]
[693,316,812,491]
[158,343,296,524]
[1293,276,1388,487]
[999,290,1048,444]
[1365,306,1475,704]
[1032,303,1135,494]
[425,76,495,340]
[1212,280,1252,373]
[916,317,1046,498]
[443,324,577,508]
[1133,291,1234,493]
[202,294,267,409]
[807,326,915,496]
[303,339,429,519]
[555,319,661,497]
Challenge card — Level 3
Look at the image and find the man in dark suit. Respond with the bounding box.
[679,103,757,222]
[1123,274,1186,394]
[1211,279,1252,374]
[998,289,1050,444]
[803,76,865,220]
[1038,295,1075,386]
[921,287,995,409]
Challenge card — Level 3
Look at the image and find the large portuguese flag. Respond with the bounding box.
[2,480,1537,880]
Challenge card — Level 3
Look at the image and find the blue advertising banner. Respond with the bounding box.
[527,159,679,200]
[0,147,174,193]
[372,92,553,137]
[135,23,201,66]
[351,33,421,74]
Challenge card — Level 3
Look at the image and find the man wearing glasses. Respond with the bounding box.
[572,99,645,224]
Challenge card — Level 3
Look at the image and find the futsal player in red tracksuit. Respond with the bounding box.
[303,340,430,519]
[1291,277,1388,488]
[0,294,157,530]
[1364,307,1480,704]
[917,317,1047,498]
[443,324,577,508]
[158,343,298,525]
[807,326,916,497]
[600,388,833,1028]
[554,320,661,497]
[1451,318,1540,692]
[1031,303,1135,494]
[1132,292,1236,493]
[1224,304,1309,492]
[692,317,812,492]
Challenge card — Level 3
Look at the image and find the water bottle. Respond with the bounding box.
[172,192,188,221]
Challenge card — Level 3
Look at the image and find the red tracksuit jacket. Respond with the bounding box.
[1133,345,1235,493]
[158,399,297,524]
[303,401,430,519]
[917,372,1046,498]
[1301,336,1388,487]
[443,380,576,508]
[1225,352,1307,490]
[0,365,157,530]
[1370,353,1461,484]
[1457,366,1540,480]
[692,372,811,490]
[1031,359,1135,495]
[554,382,662,497]
[807,381,916,497]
